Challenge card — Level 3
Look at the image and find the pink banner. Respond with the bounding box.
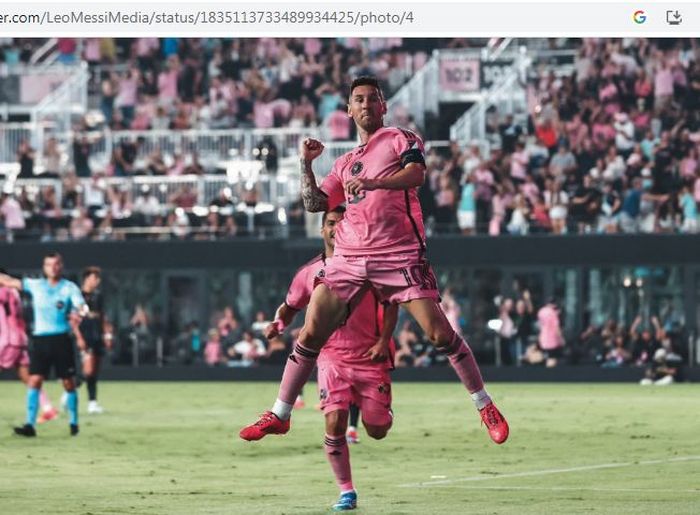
[439,59,480,92]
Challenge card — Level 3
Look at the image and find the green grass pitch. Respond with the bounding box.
[1,381,699,514]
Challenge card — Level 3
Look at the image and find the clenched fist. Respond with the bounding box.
[301,138,325,161]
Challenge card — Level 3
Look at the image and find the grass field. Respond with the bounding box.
[1,381,699,514]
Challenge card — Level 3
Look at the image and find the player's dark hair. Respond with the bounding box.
[350,76,384,100]
[43,252,62,261]
[322,205,346,225]
[82,266,102,281]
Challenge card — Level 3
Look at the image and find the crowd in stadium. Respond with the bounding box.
[111,287,685,380]
[1,38,699,240]
[425,38,700,235]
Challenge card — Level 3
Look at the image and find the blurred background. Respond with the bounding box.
[1,37,699,376]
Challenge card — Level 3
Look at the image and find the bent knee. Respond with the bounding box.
[426,326,455,347]
[298,328,324,351]
[364,423,391,440]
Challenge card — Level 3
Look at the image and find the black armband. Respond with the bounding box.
[400,148,425,168]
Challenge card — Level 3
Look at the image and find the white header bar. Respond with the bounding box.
[0,3,697,36]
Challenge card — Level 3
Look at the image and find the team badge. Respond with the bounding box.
[378,383,390,394]
[319,388,328,401]
[317,269,325,278]
[350,161,363,176]
[56,301,65,310]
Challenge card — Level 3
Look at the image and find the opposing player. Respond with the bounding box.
[0,253,86,437]
[240,76,508,446]
[79,266,112,414]
[242,206,398,511]
[0,269,58,423]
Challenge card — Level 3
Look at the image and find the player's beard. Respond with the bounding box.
[356,113,383,134]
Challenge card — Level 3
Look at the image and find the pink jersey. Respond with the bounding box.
[285,253,393,369]
[0,287,27,348]
[320,127,426,256]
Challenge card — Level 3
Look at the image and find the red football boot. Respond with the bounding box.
[480,402,509,444]
[239,411,290,441]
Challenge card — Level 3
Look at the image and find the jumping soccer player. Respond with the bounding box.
[0,253,86,437]
[248,206,398,511]
[79,266,111,414]
[240,76,508,447]
[0,269,58,423]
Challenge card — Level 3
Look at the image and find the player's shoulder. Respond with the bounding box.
[294,252,326,277]
[22,276,42,289]
[381,126,423,142]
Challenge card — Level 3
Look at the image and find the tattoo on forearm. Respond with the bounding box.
[300,159,328,212]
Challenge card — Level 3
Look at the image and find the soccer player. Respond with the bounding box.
[0,269,58,423]
[244,206,398,511]
[240,76,508,446]
[0,253,86,437]
[79,266,112,414]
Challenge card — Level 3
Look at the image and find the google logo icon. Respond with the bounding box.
[633,10,647,24]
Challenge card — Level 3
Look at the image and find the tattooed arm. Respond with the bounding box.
[300,138,330,213]
[300,158,329,213]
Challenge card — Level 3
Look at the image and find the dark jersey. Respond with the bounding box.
[80,290,104,343]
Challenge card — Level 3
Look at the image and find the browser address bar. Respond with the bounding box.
[0,3,697,36]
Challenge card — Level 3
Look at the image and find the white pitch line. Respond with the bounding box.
[399,455,700,488]
[428,486,700,494]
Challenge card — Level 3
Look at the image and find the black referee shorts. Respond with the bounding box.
[29,334,76,379]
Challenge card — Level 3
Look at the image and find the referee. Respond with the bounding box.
[0,252,86,437]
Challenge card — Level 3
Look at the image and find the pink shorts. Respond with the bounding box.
[0,345,29,369]
[317,253,440,306]
[317,361,393,427]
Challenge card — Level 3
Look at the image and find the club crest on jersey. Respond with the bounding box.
[56,301,65,310]
[350,161,363,176]
[319,388,328,401]
[317,269,325,278]
[378,383,390,394]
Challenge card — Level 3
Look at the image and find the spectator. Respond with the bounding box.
[258,335,287,365]
[325,103,352,141]
[537,299,564,367]
[0,192,26,243]
[72,134,92,178]
[640,347,682,385]
[17,140,35,178]
[569,175,602,233]
[549,144,577,178]
[457,173,476,236]
[69,208,94,240]
[544,179,569,235]
[598,181,622,233]
[226,330,266,367]
[629,315,662,366]
[42,137,63,177]
[601,331,631,367]
[498,298,517,364]
[204,328,223,366]
[513,291,534,360]
[217,306,240,341]
[679,184,698,233]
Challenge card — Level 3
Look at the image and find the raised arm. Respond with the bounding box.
[300,138,330,213]
[0,272,22,291]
